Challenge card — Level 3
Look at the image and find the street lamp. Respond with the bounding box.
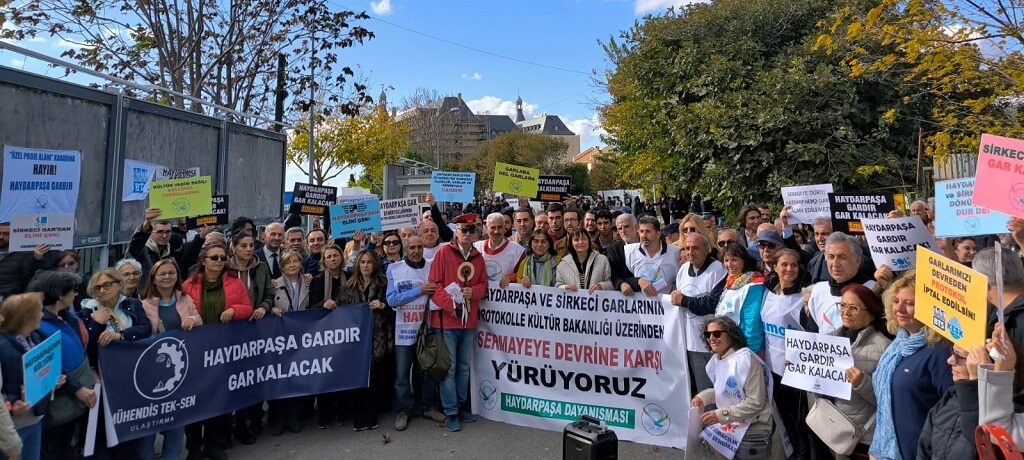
[434,107,460,168]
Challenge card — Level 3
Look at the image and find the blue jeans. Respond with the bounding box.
[18,422,42,460]
[137,426,184,460]
[394,345,423,414]
[434,328,474,417]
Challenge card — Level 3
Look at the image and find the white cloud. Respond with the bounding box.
[9,59,23,67]
[466,96,537,118]
[28,36,47,43]
[460,72,483,81]
[370,0,393,15]
[561,114,607,149]
[634,0,707,15]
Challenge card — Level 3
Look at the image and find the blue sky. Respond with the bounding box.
[0,0,700,188]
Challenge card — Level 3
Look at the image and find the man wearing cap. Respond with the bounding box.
[663,222,681,246]
[427,213,488,432]
[805,232,892,335]
[474,213,525,289]
[624,216,681,296]
[670,232,726,392]
[755,224,784,278]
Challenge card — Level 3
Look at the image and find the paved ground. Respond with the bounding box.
[224,413,686,459]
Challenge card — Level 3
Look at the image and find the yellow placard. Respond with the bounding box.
[148,176,214,220]
[914,246,988,347]
[492,162,539,198]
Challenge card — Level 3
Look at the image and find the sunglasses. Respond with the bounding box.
[458,225,477,233]
[703,330,725,339]
[682,227,698,233]
[206,255,228,262]
[757,241,777,249]
[382,240,401,246]
[717,239,735,248]
[951,350,968,365]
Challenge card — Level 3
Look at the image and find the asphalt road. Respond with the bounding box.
[222,413,685,459]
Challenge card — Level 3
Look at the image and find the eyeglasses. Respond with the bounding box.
[835,302,864,315]
[382,240,401,246]
[96,281,120,292]
[58,262,78,268]
[206,255,228,262]
[122,271,141,278]
[717,240,735,248]
[951,350,968,365]
[703,330,725,339]
[757,241,777,249]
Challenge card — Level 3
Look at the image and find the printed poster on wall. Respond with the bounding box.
[121,160,158,202]
[155,166,200,181]
[9,213,75,251]
[935,178,1011,237]
[0,145,82,222]
[471,283,690,449]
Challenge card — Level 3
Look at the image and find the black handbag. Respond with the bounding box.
[416,310,451,381]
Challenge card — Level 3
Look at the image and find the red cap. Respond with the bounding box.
[454,213,480,224]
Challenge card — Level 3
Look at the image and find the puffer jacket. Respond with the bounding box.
[815,325,891,445]
[227,256,274,311]
[555,251,612,291]
[916,385,979,460]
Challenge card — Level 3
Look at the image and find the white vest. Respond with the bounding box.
[676,260,727,352]
[808,280,876,335]
[474,239,526,282]
[760,291,804,376]
[387,259,432,346]
[624,242,680,294]
[702,348,756,459]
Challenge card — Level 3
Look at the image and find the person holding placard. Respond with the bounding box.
[308,243,350,429]
[916,340,983,460]
[0,222,49,298]
[128,208,184,283]
[965,323,1024,449]
[378,233,404,273]
[690,316,783,460]
[811,284,890,459]
[0,293,49,460]
[870,273,952,460]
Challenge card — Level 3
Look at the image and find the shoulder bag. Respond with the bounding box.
[416,309,451,381]
[805,397,861,455]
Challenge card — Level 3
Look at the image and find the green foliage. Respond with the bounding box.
[558,163,591,195]
[469,131,570,195]
[601,0,927,216]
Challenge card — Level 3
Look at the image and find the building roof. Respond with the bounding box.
[515,114,575,136]
[481,115,519,138]
[575,146,602,163]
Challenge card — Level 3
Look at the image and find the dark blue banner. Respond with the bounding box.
[98,306,372,443]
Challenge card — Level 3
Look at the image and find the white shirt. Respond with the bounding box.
[624,242,681,294]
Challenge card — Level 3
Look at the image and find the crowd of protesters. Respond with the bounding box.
[0,190,1021,460]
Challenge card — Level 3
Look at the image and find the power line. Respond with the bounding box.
[328,1,591,76]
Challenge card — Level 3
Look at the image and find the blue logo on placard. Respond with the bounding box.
[949,317,964,340]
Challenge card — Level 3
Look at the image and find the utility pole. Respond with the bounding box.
[307,29,317,231]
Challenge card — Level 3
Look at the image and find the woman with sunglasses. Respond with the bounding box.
[870,273,952,460]
[181,243,253,460]
[378,233,404,273]
[807,283,890,459]
[916,335,989,460]
[674,213,719,259]
[515,230,559,288]
[556,230,612,293]
[27,271,95,460]
[714,242,765,353]
[136,258,201,460]
[690,316,782,459]
[225,231,274,444]
[338,250,395,431]
[308,243,349,428]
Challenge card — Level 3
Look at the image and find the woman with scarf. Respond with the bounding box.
[714,242,766,354]
[137,258,201,460]
[81,269,153,458]
[181,243,252,460]
[339,250,395,431]
[225,231,274,444]
[811,283,890,459]
[267,250,309,436]
[308,244,349,428]
[27,271,95,460]
[515,230,559,288]
[691,316,783,459]
[870,273,952,460]
[556,230,611,292]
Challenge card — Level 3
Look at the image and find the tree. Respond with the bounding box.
[397,88,463,167]
[558,163,591,196]
[469,131,569,195]
[288,104,409,186]
[588,150,621,192]
[1,0,374,120]
[600,0,932,216]
[817,0,1024,161]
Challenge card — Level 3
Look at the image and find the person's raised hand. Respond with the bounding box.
[967,344,992,380]
[145,208,162,223]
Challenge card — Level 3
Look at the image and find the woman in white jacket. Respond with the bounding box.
[556,230,612,293]
[970,323,1024,447]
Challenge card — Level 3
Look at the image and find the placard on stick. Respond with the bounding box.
[148,176,213,220]
[915,246,988,348]
[828,192,895,234]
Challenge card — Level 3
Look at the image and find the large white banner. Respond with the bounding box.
[471,283,690,449]
[0,145,81,222]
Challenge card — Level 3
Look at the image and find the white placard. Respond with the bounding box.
[121,159,158,202]
[9,213,74,251]
[781,330,854,400]
[781,183,834,225]
[380,197,422,231]
[154,166,200,181]
[0,145,81,222]
[861,216,937,271]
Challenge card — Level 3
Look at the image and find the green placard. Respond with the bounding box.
[148,176,214,219]
[492,162,539,197]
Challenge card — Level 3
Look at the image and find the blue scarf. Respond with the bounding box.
[869,328,926,459]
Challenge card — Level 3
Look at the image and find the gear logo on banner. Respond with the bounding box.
[479,380,498,410]
[640,403,670,436]
[134,337,190,400]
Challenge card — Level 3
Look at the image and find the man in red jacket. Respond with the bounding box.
[427,213,488,432]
